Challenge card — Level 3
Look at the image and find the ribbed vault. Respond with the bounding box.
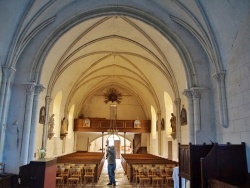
[40,15,188,117]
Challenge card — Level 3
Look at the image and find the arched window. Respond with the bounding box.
[151,106,157,139]
[164,92,173,137]
[67,104,75,139]
[52,91,62,137]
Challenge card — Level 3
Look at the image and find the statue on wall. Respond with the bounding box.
[180,105,187,125]
[134,118,141,128]
[161,118,165,130]
[39,106,46,124]
[78,114,84,119]
[170,113,176,133]
[60,117,69,135]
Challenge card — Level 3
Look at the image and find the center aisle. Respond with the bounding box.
[95,159,132,187]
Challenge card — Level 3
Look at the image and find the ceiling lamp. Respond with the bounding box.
[107,104,118,134]
[104,88,122,104]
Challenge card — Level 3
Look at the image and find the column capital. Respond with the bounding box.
[45,96,52,103]
[183,89,193,99]
[23,82,36,94]
[213,71,226,83]
[3,66,16,81]
[191,87,204,99]
[35,84,46,94]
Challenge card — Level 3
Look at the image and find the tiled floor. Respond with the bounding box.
[94,159,132,187]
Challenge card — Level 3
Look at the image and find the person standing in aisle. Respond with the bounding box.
[106,145,116,186]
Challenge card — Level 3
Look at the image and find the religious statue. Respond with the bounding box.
[180,105,187,125]
[170,113,176,133]
[60,117,69,134]
[161,118,165,130]
[78,114,84,119]
[39,106,46,124]
[134,118,141,128]
[48,114,55,133]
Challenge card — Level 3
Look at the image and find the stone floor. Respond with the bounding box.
[94,159,132,187]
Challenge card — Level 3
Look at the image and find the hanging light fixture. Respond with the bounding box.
[107,104,118,134]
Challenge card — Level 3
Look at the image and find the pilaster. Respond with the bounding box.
[20,82,36,165]
[190,87,203,144]
[183,89,194,144]
[43,96,52,148]
[29,84,45,161]
[213,71,228,127]
[174,98,181,144]
[0,66,15,161]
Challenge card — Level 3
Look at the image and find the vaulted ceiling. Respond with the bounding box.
[41,15,186,117]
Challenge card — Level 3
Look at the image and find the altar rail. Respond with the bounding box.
[74,118,151,133]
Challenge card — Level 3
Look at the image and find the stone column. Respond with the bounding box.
[43,96,52,148]
[102,132,104,153]
[28,84,45,161]
[174,98,181,143]
[0,66,15,161]
[157,112,162,155]
[213,71,228,127]
[123,132,125,154]
[191,87,203,143]
[21,82,36,165]
[183,90,194,144]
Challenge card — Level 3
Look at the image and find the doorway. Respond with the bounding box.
[107,134,121,159]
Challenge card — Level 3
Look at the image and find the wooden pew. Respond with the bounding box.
[179,142,249,188]
[121,154,178,182]
[201,143,248,188]
[56,152,105,182]
[178,143,214,188]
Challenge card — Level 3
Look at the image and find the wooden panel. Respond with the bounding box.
[116,121,124,128]
[178,143,213,188]
[209,179,239,188]
[201,143,248,188]
[100,121,110,128]
[19,158,57,188]
[91,121,99,128]
[125,121,134,128]
[74,118,151,133]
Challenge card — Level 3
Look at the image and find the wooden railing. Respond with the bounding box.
[74,118,151,133]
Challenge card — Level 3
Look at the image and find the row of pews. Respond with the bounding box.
[56,151,105,182]
[18,152,105,187]
[121,153,178,182]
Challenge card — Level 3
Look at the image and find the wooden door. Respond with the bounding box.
[114,140,120,159]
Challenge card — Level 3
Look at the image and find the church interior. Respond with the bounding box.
[0,1,250,187]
